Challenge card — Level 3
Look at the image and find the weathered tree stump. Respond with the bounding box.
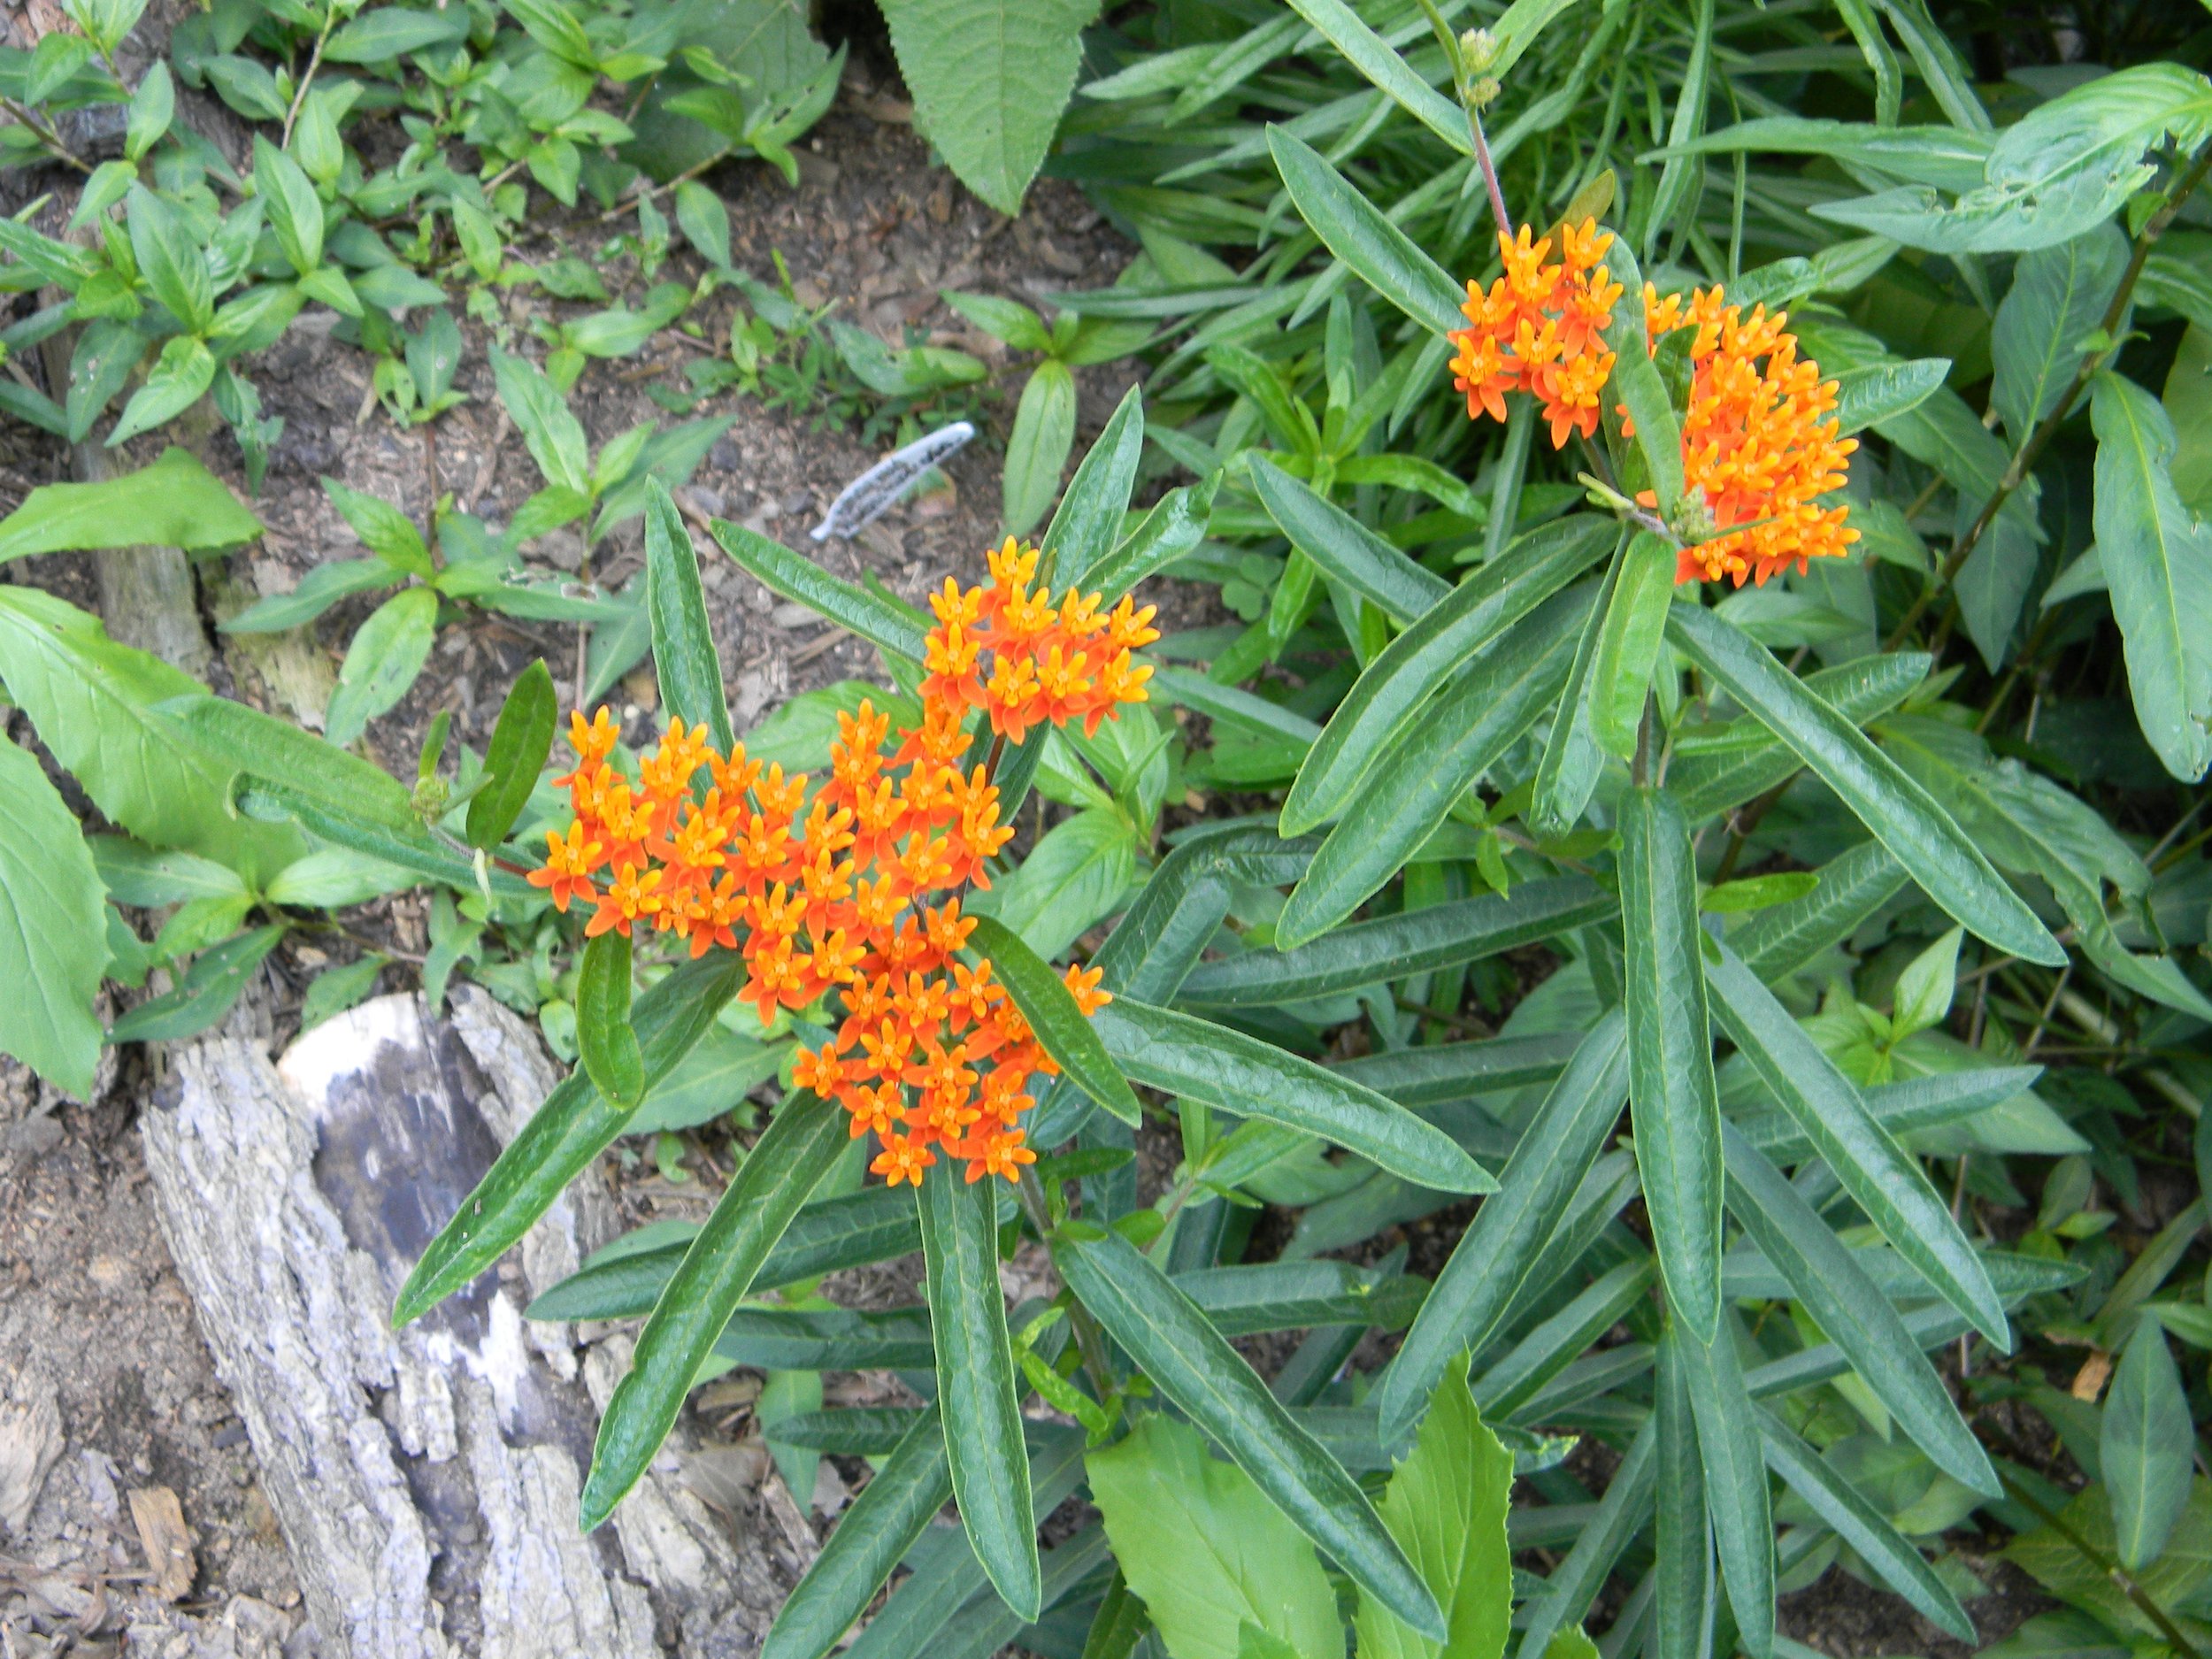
[141,990,790,1657]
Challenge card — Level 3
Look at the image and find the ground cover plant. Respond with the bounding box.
[3,0,2212,1656]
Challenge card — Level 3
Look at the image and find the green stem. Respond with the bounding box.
[1998,1471,2208,1659]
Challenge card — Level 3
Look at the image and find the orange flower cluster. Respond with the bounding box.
[1449,220,1624,448]
[1642,286,1858,587]
[1449,224,1858,588]
[527,538,1157,1187]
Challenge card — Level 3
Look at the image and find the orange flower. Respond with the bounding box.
[1449,226,1857,588]
[529,539,1145,1186]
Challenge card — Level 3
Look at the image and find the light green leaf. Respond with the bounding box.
[975,804,1136,962]
[325,588,438,747]
[1620,787,1724,1339]
[0,448,260,564]
[1589,532,1675,757]
[919,1173,1038,1618]
[1667,603,2063,964]
[2089,372,2212,782]
[644,480,734,752]
[107,336,216,448]
[1280,0,1468,154]
[492,347,592,498]
[1044,384,1143,585]
[1088,1413,1339,1659]
[2102,1317,2193,1571]
[1056,1228,1444,1640]
[0,588,301,884]
[1004,360,1079,538]
[578,930,644,1109]
[706,517,927,664]
[1991,226,2127,444]
[1354,1351,1512,1659]
[878,0,1098,216]
[0,733,105,1096]
[263,849,412,908]
[1891,926,1962,1037]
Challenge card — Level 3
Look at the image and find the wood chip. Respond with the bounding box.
[127,1485,196,1602]
[0,1364,61,1536]
[2070,1348,2114,1402]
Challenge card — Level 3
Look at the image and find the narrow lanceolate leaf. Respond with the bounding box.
[1518,1417,1658,1659]
[1653,1327,1714,1659]
[1053,1226,1448,1642]
[1083,476,1217,601]
[164,690,415,829]
[967,915,1140,1127]
[1720,1122,1999,1497]
[1619,788,1724,1340]
[1731,839,1908,981]
[465,659,555,850]
[1668,604,2064,965]
[1599,237,1685,516]
[1671,1321,1774,1659]
[1282,516,1612,834]
[920,1172,1040,1617]
[1267,127,1463,338]
[1043,384,1143,586]
[707,516,928,664]
[1379,1010,1631,1444]
[394,954,746,1326]
[1183,876,1615,1007]
[1249,457,1450,626]
[1353,1351,1513,1659]
[1092,999,1492,1194]
[577,930,644,1108]
[1704,943,2008,1347]
[1280,583,1589,947]
[1668,652,1930,821]
[2089,373,2212,784]
[1531,536,1624,838]
[645,480,734,753]
[584,1090,846,1528]
[2102,1317,2193,1571]
[763,1406,953,1659]
[1755,1410,1975,1640]
[1588,533,1678,757]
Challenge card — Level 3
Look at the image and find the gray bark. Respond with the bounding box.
[142,989,789,1657]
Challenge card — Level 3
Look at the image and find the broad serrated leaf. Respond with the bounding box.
[878,0,1097,216]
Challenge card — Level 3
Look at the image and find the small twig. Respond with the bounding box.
[280,12,335,150]
[2,96,93,173]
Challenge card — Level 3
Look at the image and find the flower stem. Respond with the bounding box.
[1470,105,1511,241]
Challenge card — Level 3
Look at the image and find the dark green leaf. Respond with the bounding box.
[1620,787,1724,1339]
[109,925,284,1044]
[394,955,746,1325]
[1249,456,1450,625]
[1091,998,1492,1193]
[584,1090,846,1527]
[1268,127,1462,337]
[1671,1320,1774,1659]
[1055,1227,1446,1641]
[2102,1317,2192,1570]
[577,931,644,1109]
[1705,941,2009,1346]
[645,480,734,752]
[1379,1010,1629,1444]
[466,660,557,851]
[1667,604,2063,965]
[967,914,1140,1127]
[1044,385,1143,585]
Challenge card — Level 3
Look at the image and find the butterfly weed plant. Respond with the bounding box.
[4,1,2212,1658]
